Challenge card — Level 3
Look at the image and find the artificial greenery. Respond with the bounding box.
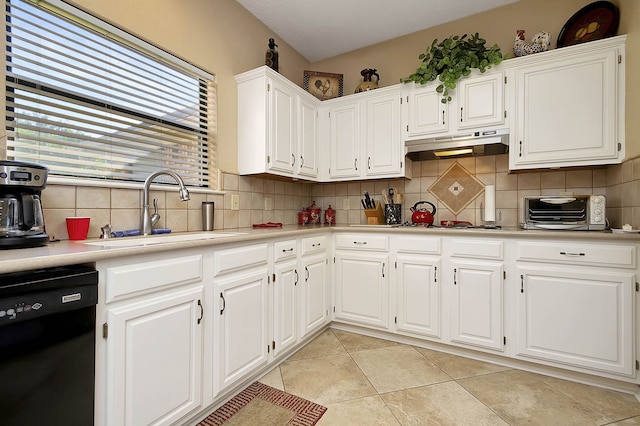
[401,33,504,103]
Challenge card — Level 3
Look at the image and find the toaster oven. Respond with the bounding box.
[521,195,606,230]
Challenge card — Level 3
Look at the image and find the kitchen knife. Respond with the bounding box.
[364,192,372,208]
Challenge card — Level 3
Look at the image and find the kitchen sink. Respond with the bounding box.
[82,232,247,248]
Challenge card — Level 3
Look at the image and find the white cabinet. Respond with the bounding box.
[272,239,299,358]
[395,236,442,339]
[403,71,505,140]
[334,234,390,329]
[508,36,625,169]
[99,252,207,426]
[324,85,407,181]
[515,240,635,377]
[300,235,330,337]
[213,244,269,394]
[448,239,504,351]
[236,66,319,180]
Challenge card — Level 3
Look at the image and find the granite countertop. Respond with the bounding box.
[0,225,638,274]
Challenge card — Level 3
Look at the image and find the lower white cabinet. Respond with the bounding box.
[450,259,504,351]
[98,252,207,426]
[272,241,299,358]
[514,240,636,377]
[213,244,269,395]
[300,252,329,337]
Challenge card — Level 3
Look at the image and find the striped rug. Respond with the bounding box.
[198,382,327,426]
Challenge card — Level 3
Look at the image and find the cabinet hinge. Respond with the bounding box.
[272,340,276,350]
[503,271,506,280]
[102,323,108,339]
[635,282,639,292]
[267,83,271,91]
[267,344,270,354]
[504,76,507,84]
[504,110,507,119]
[333,257,336,264]
[618,143,622,152]
[636,360,639,370]
[400,97,403,104]
[503,336,507,345]
[333,306,336,313]
[394,261,397,269]
[619,54,622,64]
[272,273,276,283]
[267,155,271,164]
[400,161,403,168]
[394,316,397,324]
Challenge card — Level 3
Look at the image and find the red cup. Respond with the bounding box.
[66,217,90,240]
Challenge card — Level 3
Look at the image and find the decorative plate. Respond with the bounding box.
[557,1,619,48]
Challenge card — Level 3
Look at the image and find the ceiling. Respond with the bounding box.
[235,0,521,62]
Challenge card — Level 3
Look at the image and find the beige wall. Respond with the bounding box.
[313,0,639,159]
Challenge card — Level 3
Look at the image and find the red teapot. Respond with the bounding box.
[410,201,437,225]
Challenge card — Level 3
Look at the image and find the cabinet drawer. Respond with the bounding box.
[335,234,389,251]
[450,239,503,260]
[397,235,441,254]
[274,240,297,262]
[301,235,326,256]
[516,241,636,268]
[105,254,203,303]
[214,243,269,276]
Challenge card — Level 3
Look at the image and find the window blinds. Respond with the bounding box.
[5,0,214,187]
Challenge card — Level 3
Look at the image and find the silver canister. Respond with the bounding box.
[202,201,214,231]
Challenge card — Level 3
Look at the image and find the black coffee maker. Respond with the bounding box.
[0,160,49,249]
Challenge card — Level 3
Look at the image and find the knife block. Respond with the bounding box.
[364,204,385,225]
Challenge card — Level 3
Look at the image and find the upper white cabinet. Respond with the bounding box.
[236,66,319,180]
[403,71,505,140]
[508,36,626,169]
[322,85,407,181]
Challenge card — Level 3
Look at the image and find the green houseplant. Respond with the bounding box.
[401,33,504,103]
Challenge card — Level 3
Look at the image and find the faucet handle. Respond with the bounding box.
[100,223,113,239]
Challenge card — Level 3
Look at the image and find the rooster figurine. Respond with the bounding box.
[514,30,551,57]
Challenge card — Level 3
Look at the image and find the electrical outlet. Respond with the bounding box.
[264,197,273,211]
[231,194,240,211]
[343,198,350,210]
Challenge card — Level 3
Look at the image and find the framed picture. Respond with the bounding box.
[303,70,343,101]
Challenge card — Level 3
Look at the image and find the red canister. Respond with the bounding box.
[298,208,310,225]
[324,205,335,224]
[308,201,321,224]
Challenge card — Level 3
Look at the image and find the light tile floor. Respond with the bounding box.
[259,328,640,425]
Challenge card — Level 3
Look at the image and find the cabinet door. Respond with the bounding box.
[396,254,440,339]
[516,265,634,376]
[511,49,620,168]
[268,80,296,174]
[301,253,328,337]
[215,268,269,393]
[273,260,299,358]
[334,252,389,329]
[106,287,204,426]
[457,72,504,130]
[329,102,361,179]
[298,96,319,178]
[406,84,448,138]
[365,92,401,176]
[450,259,503,351]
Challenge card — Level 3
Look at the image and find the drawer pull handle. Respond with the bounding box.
[305,266,310,282]
[454,268,457,285]
[312,243,321,247]
[282,248,294,252]
[197,300,204,324]
[560,251,585,257]
[220,292,226,315]
[295,269,299,285]
[353,241,367,245]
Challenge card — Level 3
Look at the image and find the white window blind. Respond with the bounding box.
[4,0,215,187]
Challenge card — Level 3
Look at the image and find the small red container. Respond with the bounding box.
[324,205,335,224]
[308,201,321,224]
[298,208,310,225]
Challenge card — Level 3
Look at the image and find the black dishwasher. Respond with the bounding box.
[0,264,98,426]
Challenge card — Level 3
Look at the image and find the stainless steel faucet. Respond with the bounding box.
[141,169,190,235]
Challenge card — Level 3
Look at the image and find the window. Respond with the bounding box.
[4,0,215,188]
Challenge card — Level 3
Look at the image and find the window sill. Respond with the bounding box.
[47,176,224,195]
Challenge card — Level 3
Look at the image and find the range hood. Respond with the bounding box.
[405,128,509,161]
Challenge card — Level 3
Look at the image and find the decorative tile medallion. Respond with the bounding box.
[429,162,484,215]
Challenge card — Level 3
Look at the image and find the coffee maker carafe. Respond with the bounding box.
[0,160,49,249]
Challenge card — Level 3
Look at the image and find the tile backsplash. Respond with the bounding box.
[41,153,640,240]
